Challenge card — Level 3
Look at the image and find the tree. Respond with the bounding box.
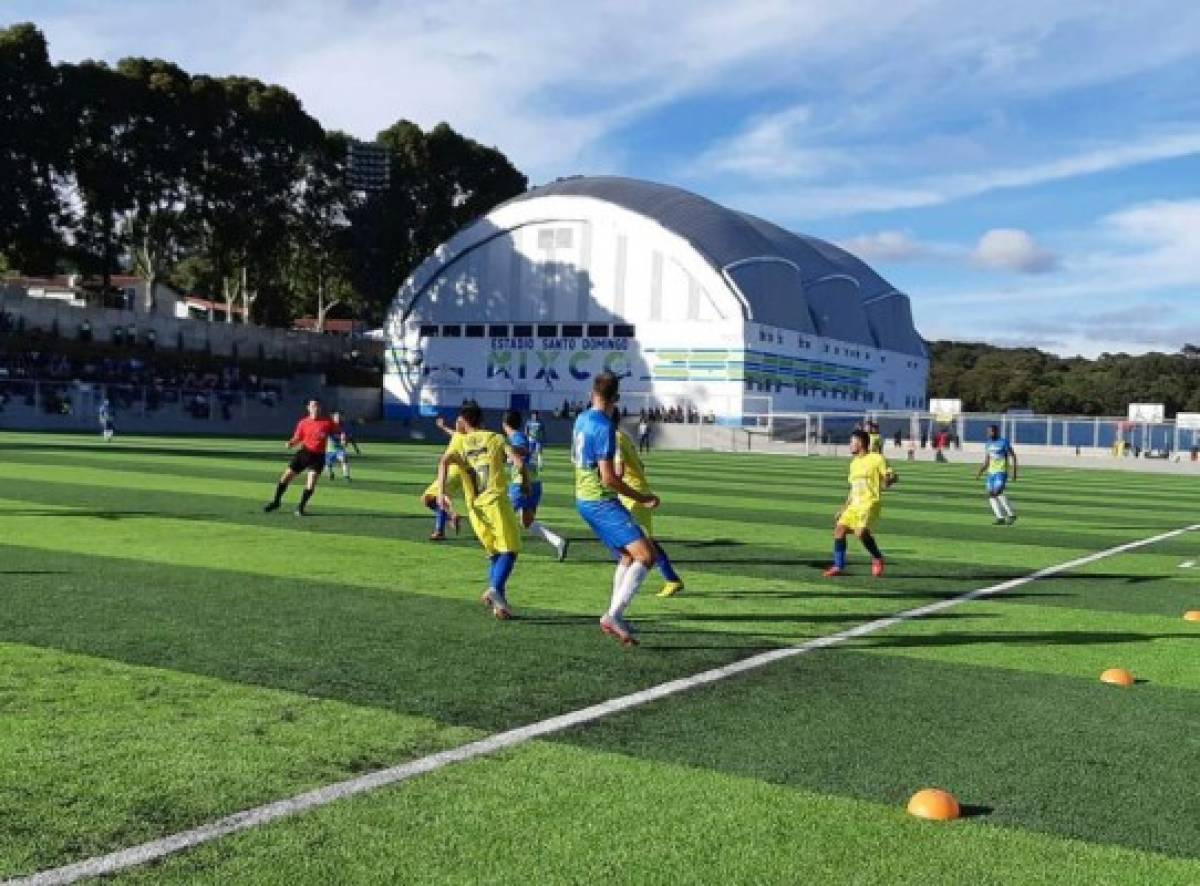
[0,24,65,272]
[117,58,196,314]
[349,120,527,322]
[289,133,361,331]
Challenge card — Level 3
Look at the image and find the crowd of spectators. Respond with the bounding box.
[0,310,286,419]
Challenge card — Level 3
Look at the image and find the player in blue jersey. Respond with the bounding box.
[573,372,660,646]
[325,410,352,481]
[502,409,569,561]
[976,424,1018,524]
[525,410,545,470]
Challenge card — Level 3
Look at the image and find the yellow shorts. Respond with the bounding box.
[466,496,522,556]
[838,503,881,532]
[423,466,464,501]
[621,498,654,537]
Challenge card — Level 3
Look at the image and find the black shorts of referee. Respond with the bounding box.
[289,447,326,474]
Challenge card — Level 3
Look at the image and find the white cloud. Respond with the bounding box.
[690,105,848,180]
[910,199,1200,355]
[971,228,1057,273]
[838,230,928,262]
[721,130,1200,220]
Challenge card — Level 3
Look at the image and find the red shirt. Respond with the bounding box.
[290,417,342,454]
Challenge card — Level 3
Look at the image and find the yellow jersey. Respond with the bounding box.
[869,432,883,454]
[615,430,651,497]
[446,429,509,507]
[848,452,890,511]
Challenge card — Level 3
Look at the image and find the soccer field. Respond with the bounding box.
[1,432,1198,884]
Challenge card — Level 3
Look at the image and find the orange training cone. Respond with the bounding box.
[1183,610,1200,622]
[907,788,960,821]
[1100,668,1135,686]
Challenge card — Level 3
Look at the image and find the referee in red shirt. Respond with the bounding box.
[264,399,345,516]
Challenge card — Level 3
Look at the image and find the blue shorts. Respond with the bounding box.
[509,481,543,512]
[326,449,347,466]
[577,497,645,555]
[986,472,1008,494]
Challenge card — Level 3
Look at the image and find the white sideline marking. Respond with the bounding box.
[11,523,1199,886]
[1180,560,1195,569]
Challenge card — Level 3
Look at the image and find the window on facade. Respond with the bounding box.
[465,324,485,338]
[512,324,533,337]
[488,324,510,337]
[419,325,438,337]
[537,324,557,337]
[441,324,461,337]
[587,324,609,337]
[613,323,636,338]
[561,324,583,337]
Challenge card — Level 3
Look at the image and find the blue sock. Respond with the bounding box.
[428,503,448,534]
[489,552,517,593]
[833,538,848,570]
[655,545,681,583]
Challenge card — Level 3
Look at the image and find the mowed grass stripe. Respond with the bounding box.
[113,741,1200,885]
[0,643,480,881]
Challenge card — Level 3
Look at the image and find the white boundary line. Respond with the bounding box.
[11,523,1199,886]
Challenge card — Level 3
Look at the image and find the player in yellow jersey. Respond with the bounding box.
[612,408,684,597]
[867,420,883,454]
[824,429,896,578]
[422,416,466,540]
[436,402,525,618]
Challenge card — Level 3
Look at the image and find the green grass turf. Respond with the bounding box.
[0,431,1197,883]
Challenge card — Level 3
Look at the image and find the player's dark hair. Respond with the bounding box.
[593,371,620,403]
[502,409,522,429]
[459,402,483,428]
[988,424,1000,435]
[851,429,870,449]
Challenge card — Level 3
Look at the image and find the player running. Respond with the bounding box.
[824,429,896,578]
[264,399,344,516]
[325,410,352,481]
[502,409,569,561]
[612,406,684,597]
[977,424,1018,525]
[436,402,524,619]
[573,372,661,646]
[525,410,545,470]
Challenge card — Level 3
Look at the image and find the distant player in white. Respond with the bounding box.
[976,424,1018,524]
[98,397,115,442]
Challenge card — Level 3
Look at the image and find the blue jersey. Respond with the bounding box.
[985,438,1013,475]
[506,431,539,484]
[525,419,543,445]
[572,408,617,501]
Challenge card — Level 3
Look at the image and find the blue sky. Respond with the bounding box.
[14,0,1200,356]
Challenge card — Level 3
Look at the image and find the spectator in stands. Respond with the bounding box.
[638,412,651,453]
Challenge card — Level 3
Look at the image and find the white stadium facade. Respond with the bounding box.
[384,176,928,423]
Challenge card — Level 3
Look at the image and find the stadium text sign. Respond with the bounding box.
[1127,403,1165,423]
[928,398,963,416]
[1175,412,1200,430]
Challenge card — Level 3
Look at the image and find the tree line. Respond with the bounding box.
[928,340,1200,417]
[0,23,527,328]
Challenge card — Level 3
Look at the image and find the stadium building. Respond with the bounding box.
[384,176,928,422]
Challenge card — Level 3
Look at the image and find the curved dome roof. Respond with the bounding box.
[503,176,927,358]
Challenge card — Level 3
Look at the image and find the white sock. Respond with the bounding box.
[611,562,649,619]
[989,497,1004,518]
[529,520,563,548]
[609,562,629,616]
[997,494,1014,518]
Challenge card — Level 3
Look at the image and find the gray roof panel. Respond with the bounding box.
[504,176,925,357]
